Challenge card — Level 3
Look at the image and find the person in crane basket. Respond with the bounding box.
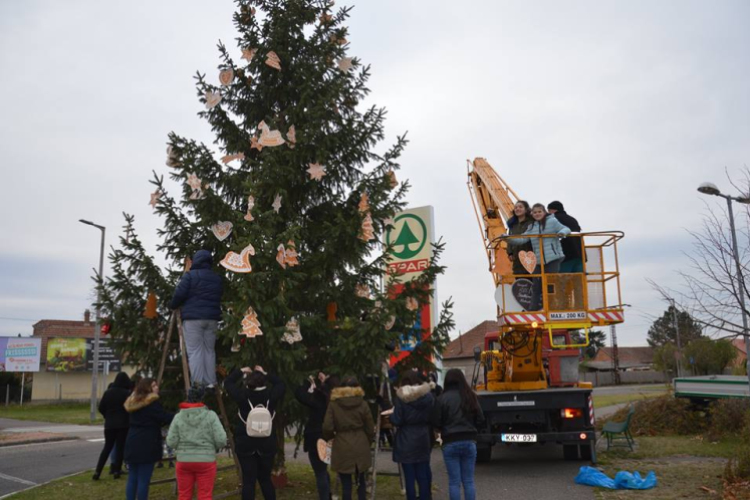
[506,200,534,276]
[547,201,583,273]
[507,203,571,310]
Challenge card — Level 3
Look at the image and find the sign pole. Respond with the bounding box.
[20,373,25,407]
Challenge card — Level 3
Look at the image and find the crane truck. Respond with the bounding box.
[466,158,626,463]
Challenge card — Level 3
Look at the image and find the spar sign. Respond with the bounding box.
[0,337,41,372]
[385,206,437,366]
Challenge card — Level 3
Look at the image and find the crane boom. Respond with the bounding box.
[467,158,521,287]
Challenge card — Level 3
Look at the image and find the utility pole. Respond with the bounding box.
[669,299,683,377]
[610,324,621,385]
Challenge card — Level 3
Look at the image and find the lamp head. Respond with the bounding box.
[79,219,94,226]
[697,182,720,196]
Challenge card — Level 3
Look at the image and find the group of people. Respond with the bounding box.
[505,200,582,310]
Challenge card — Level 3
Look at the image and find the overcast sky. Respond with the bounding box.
[1,0,748,347]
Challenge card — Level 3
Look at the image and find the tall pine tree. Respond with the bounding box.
[97,0,453,471]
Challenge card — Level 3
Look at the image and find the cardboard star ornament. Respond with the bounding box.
[281,318,303,344]
[265,51,281,71]
[187,173,203,191]
[337,57,353,72]
[241,47,257,62]
[307,163,326,181]
[220,243,255,273]
[205,90,222,109]
[258,121,285,147]
[383,216,395,228]
[244,195,255,222]
[272,193,282,213]
[149,189,161,209]
[211,221,233,241]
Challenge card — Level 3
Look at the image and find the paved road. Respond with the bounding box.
[0,417,595,499]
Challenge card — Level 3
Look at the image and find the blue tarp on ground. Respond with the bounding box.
[575,466,657,490]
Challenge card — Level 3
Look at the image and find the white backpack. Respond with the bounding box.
[239,400,274,437]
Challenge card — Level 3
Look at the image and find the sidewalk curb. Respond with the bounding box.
[0,436,77,448]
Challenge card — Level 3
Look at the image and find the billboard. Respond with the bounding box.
[46,338,88,372]
[86,339,122,372]
[0,337,42,372]
[384,206,437,366]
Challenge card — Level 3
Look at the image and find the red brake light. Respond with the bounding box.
[561,408,583,419]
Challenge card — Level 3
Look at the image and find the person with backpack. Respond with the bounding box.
[432,369,485,500]
[547,201,583,273]
[391,371,435,500]
[166,385,227,500]
[123,378,175,500]
[322,376,375,500]
[225,365,286,500]
[294,372,338,500]
[93,372,132,480]
[170,249,223,387]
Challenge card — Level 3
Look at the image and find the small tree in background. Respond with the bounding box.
[683,338,736,376]
[647,305,704,348]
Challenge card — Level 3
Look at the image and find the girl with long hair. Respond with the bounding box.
[506,200,533,276]
[123,378,175,500]
[432,369,484,500]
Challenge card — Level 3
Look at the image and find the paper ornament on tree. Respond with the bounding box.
[284,240,299,267]
[265,51,281,70]
[384,315,396,331]
[286,125,296,148]
[149,189,161,209]
[221,153,245,164]
[205,90,222,109]
[219,68,234,86]
[258,121,285,147]
[166,146,180,167]
[320,13,332,24]
[387,169,398,189]
[338,58,353,72]
[189,188,205,201]
[244,195,255,222]
[405,297,419,311]
[231,335,241,352]
[358,192,370,213]
[281,318,303,344]
[187,173,203,191]
[307,163,326,181]
[241,47,257,62]
[355,284,370,299]
[143,292,158,319]
[383,216,395,228]
[250,136,263,152]
[272,193,282,213]
[276,244,287,269]
[211,221,233,241]
[240,306,263,337]
[327,302,338,323]
[359,213,375,242]
[518,251,537,274]
[220,243,255,273]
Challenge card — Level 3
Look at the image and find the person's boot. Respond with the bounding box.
[92,472,100,481]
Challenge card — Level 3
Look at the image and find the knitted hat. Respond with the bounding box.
[547,201,564,212]
[187,384,206,403]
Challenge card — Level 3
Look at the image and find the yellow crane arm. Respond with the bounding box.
[467,158,521,287]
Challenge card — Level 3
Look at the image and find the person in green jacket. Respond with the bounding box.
[506,200,533,276]
[166,386,227,500]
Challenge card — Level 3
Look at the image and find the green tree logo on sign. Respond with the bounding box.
[387,214,427,259]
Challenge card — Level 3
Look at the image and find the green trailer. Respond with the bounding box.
[674,375,750,401]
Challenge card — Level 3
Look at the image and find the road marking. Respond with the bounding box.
[0,472,36,486]
[87,438,105,443]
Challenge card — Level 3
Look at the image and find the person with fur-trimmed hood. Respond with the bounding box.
[391,371,435,500]
[322,376,374,500]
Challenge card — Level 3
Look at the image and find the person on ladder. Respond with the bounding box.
[170,249,223,388]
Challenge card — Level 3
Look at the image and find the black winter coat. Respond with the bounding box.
[552,211,582,261]
[123,393,175,464]
[170,250,223,321]
[225,369,286,458]
[98,372,131,429]
[431,384,485,445]
[294,380,329,452]
[391,382,434,464]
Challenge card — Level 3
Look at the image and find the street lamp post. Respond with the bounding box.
[669,298,683,377]
[697,182,750,391]
[79,219,105,423]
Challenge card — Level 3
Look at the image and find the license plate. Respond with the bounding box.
[501,434,537,443]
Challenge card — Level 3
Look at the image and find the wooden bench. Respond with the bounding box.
[602,404,635,451]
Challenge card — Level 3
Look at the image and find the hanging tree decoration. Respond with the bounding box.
[187,173,203,191]
[358,192,370,213]
[265,51,281,71]
[383,216,395,228]
[405,296,419,311]
[219,68,234,86]
[240,306,263,338]
[359,213,375,242]
[258,121,285,147]
[387,169,398,189]
[272,193,282,213]
[250,135,263,152]
[205,90,222,109]
[276,243,287,269]
[241,47,257,62]
[337,57,353,72]
[166,145,180,167]
[284,240,299,267]
[355,283,370,299]
[281,317,303,344]
[220,243,255,273]
[211,221,233,241]
[244,195,255,222]
[149,189,161,209]
[221,152,245,164]
[286,125,296,148]
[143,291,158,319]
[307,163,326,181]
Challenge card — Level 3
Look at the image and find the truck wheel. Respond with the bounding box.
[579,442,593,462]
[563,444,579,460]
[476,445,493,463]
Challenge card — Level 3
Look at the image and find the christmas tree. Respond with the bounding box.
[97,0,453,473]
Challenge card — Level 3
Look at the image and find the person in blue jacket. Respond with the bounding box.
[508,203,571,310]
[170,250,223,387]
[391,370,435,500]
